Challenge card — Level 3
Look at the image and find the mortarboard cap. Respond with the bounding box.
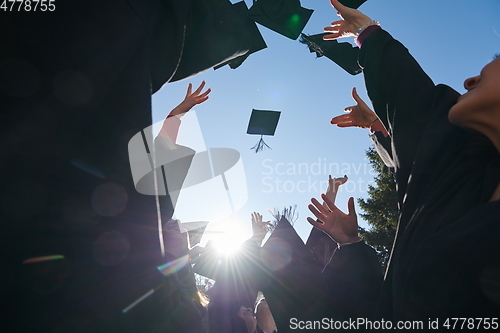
[248,0,313,40]
[247,109,281,153]
[339,0,367,9]
[300,33,362,75]
[214,1,268,70]
[180,221,209,247]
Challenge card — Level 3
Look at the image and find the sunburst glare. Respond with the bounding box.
[209,219,250,256]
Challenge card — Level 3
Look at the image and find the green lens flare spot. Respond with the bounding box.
[288,13,301,28]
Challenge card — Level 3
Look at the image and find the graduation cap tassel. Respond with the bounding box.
[251,135,271,153]
[299,33,324,58]
[267,205,298,231]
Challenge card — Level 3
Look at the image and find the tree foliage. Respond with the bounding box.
[358,147,398,271]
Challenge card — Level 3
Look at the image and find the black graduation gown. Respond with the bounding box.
[247,218,382,333]
[360,28,500,321]
[0,1,249,331]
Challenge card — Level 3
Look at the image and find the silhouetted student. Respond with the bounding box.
[123,218,207,333]
[241,179,381,332]
[93,83,210,332]
[323,0,500,323]
[306,176,382,324]
[1,0,252,329]
[195,214,267,333]
[305,175,349,267]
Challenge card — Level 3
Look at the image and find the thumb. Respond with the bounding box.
[351,87,363,105]
[352,87,371,109]
[330,0,347,13]
[347,197,356,216]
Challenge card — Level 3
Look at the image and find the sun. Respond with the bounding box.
[208,221,249,256]
[213,235,244,255]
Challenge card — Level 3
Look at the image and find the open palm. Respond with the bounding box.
[307,194,359,244]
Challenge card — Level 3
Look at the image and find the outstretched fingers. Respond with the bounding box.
[335,175,348,185]
[193,80,206,95]
[330,113,350,123]
[312,197,332,215]
[331,114,354,127]
[251,212,263,224]
[307,217,325,227]
[308,203,325,223]
[347,197,357,217]
[321,193,339,213]
[323,21,344,40]
[199,88,211,99]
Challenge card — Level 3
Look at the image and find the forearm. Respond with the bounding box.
[359,28,447,178]
[360,28,436,128]
[157,114,181,142]
[169,102,191,118]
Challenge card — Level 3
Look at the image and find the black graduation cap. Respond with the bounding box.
[247,109,281,153]
[248,0,313,40]
[180,221,209,247]
[214,1,268,70]
[339,0,367,9]
[300,33,362,75]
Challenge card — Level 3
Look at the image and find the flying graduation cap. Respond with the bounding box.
[246,109,281,153]
[298,0,368,75]
[180,221,209,247]
[299,33,362,75]
[248,0,313,40]
[339,0,367,9]
[214,1,267,70]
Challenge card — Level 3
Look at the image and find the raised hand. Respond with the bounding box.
[307,194,360,244]
[323,0,373,40]
[251,212,270,246]
[324,174,348,210]
[330,87,378,129]
[168,81,211,117]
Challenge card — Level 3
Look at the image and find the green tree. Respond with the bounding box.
[358,147,398,272]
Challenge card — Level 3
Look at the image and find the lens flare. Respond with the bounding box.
[22,255,65,264]
[157,255,189,276]
[288,14,301,29]
[121,289,155,314]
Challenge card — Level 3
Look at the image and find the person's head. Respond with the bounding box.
[448,55,500,151]
[255,298,276,333]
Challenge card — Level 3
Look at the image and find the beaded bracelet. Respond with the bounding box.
[356,20,380,35]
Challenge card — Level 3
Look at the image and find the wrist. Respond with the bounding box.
[251,235,265,245]
[169,102,193,118]
[355,19,380,35]
[337,236,362,248]
[369,118,389,137]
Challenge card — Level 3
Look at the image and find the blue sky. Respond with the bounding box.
[152,0,500,248]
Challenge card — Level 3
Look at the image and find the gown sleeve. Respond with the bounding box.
[358,28,460,204]
[322,240,383,319]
